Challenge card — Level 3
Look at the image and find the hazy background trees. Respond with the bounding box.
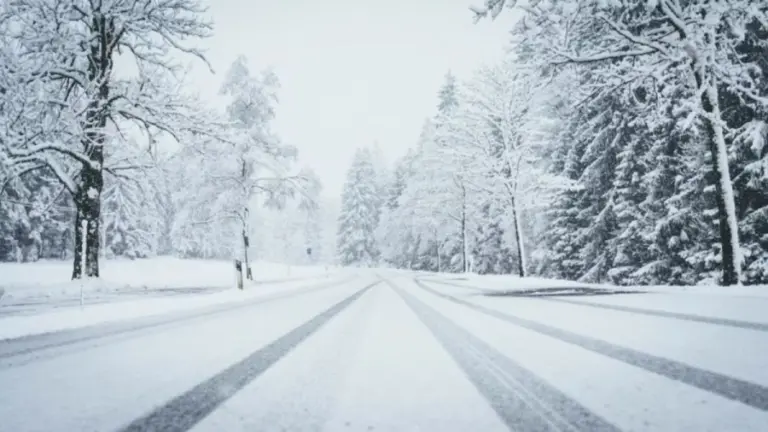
[0,1,328,278]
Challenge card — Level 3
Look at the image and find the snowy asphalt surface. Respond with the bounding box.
[2,273,768,431]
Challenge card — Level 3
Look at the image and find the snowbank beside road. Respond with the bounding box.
[0,273,348,341]
[0,257,337,302]
[419,273,605,292]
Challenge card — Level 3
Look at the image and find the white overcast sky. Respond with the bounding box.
[187,0,516,197]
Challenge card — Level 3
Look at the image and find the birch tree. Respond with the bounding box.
[399,128,471,272]
[439,61,566,276]
[172,58,321,274]
[215,58,289,279]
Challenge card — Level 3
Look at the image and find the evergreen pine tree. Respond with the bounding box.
[337,148,380,266]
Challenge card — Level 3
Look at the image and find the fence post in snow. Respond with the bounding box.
[234,259,244,290]
[80,219,87,308]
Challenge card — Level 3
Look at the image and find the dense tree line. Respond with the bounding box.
[337,0,767,285]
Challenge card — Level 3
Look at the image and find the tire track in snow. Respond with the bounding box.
[535,297,768,332]
[419,277,640,297]
[416,277,489,294]
[416,279,768,412]
[391,281,619,432]
[422,278,768,332]
[0,276,355,368]
[117,280,379,432]
[191,281,376,432]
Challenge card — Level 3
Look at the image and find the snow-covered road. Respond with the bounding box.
[1,273,767,431]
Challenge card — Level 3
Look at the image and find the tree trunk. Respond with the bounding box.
[72,12,113,279]
[72,163,103,279]
[691,65,742,285]
[460,183,469,273]
[461,205,468,273]
[160,201,174,255]
[701,84,741,285]
[410,235,421,270]
[510,196,526,277]
[242,226,252,281]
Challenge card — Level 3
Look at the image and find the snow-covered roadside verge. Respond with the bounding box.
[418,272,768,298]
[0,274,350,341]
[417,273,606,292]
[634,283,768,297]
[0,257,338,303]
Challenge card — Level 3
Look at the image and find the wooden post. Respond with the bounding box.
[234,259,244,290]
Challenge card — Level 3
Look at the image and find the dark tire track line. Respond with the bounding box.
[391,281,619,432]
[118,280,379,432]
[415,277,489,294]
[0,276,355,367]
[416,279,768,412]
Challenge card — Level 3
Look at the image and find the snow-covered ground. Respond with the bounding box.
[1,269,767,431]
[0,257,337,302]
[0,257,342,339]
[0,274,349,341]
[419,271,768,297]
